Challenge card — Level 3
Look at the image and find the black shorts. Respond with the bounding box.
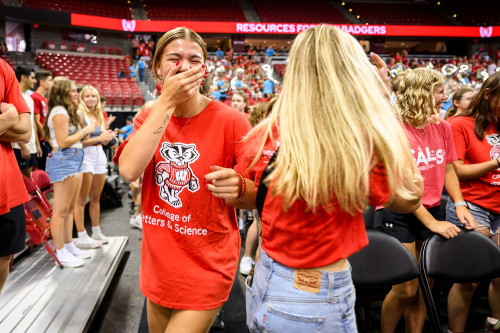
[0,205,26,257]
[374,205,442,243]
[14,149,37,169]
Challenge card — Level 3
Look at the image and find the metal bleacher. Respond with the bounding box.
[0,237,128,333]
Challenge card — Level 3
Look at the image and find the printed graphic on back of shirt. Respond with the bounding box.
[155,142,200,208]
[486,134,500,169]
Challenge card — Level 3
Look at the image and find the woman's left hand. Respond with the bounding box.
[204,165,242,200]
[370,52,391,96]
[456,205,477,230]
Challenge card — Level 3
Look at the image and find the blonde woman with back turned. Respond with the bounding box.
[206,25,424,331]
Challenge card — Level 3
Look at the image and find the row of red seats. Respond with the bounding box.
[347,3,449,26]
[251,0,349,24]
[35,51,144,109]
[442,0,500,26]
[41,41,122,55]
[23,0,131,19]
[22,170,61,268]
[144,0,245,21]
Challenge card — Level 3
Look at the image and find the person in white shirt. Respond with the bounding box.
[12,66,40,176]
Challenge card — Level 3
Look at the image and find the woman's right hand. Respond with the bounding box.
[83,124,95,135]
[428,220,461,239]
[99,129,116,144]
[158,63,206,108]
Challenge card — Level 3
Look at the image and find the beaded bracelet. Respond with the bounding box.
[236,172,246,199]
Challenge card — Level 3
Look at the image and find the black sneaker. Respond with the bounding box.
[129,202,136,215]
[211,313,225,330]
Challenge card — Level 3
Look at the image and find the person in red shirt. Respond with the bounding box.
[31,70,54,170]
[447,72,500,333]
[376,68,476,333]
[116,27,251,332]
[0,58,32,292]
[445,87,476,121]
[206,25,424,331]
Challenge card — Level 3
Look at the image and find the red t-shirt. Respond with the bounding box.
[0,59,30,214]
[236,125,391,268]
[404,120,457,208]
[30,91,48,141]
[449,116,500,213]
[445,114,456,124]
[115,101,251,309]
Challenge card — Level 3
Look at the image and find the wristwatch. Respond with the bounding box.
[454,201,468,208]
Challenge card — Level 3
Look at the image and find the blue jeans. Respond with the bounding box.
[446,198,500,236]
[45,148,83,183]
[246,247,358,332]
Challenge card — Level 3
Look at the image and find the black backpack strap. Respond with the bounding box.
[255,147,278,219]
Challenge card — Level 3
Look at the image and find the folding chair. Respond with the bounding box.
[420,229,500,333]
[22,176,62,268]
[31,169,53,215]
[349,229,425,333]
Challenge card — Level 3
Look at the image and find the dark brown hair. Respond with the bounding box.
[445,87,474,119]
[467,72,500,140]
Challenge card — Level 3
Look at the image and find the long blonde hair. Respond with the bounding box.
[397,68,444,126]
[78,85,104,127]
[249,25,420,214]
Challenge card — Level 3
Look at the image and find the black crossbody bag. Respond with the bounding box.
[247,148,278,286]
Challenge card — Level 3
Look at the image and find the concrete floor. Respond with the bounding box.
[88,187,146,333]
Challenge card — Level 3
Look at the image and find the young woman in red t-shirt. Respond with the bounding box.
[206,25,424,332]
[447,72,500,333]
[117,28,251,333]
[375,68,477,333]
[445,87,476,121]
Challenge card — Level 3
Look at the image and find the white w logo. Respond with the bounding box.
[122,19,136,32]
[480,26,493,38]
[176,170,188,182]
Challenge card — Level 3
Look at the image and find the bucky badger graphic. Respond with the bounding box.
[486,134,500,168]
[155,142,200,208]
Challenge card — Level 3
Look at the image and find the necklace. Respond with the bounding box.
[415,127,425,135]
[167,114,194,146]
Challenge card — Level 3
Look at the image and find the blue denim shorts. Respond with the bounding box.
[45,148,83,183]
[246,247,357,333]
[446,198,500,237]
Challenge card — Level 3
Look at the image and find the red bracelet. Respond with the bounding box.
[236,172,246,199]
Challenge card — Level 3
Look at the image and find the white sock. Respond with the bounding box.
[56,247,67,255]
[78,231,88,239]
[487,317,499,325]
[92,226,101,234]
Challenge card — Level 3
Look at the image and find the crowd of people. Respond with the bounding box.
[0,24,499,333]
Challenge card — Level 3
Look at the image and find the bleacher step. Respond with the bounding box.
[0,237,128,333]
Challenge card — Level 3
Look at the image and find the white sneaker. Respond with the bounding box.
[65,242,92,259]
[75,233,102,249]
[56,248,84,268]
[92,229,109,244]
[239,256,255,275]
[129,215,142,229]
